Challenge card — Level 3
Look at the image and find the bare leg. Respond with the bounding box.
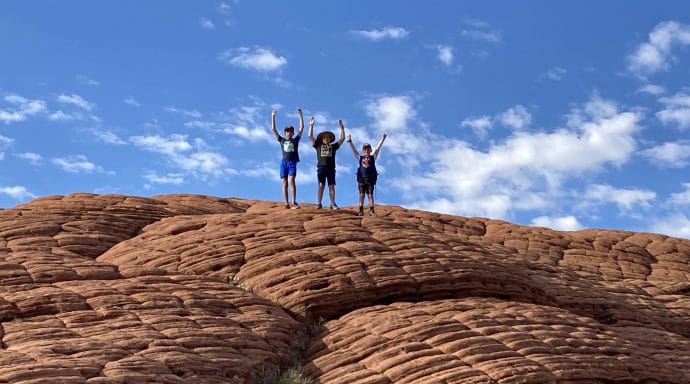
[288,175,297,204]
[317,183,325,205]
[281,178,289,206]
[329,185,336,205]
[367,192,375,210]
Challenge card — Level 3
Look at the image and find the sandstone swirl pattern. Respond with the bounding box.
[0,193,688,383]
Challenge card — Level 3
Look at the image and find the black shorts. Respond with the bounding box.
[317,166,336,185]
[358,177,376,194]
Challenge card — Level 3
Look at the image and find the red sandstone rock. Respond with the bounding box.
[0,193,688,383]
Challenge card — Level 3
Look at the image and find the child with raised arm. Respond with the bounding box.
[347,132,387,216]
[309,118,346,209]
[271,108,304,209]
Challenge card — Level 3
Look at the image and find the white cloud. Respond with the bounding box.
[124,96,141,107]
[351,27,409,41]
[499,105,532,130]
[656,91,690,130]
[365,96,426,156]
[636,84,665,96]
[17,152,42,164]
[649,214,690,239]
[200,18,215,29]
[461,28,501,43]
[627,21,690,75]
[531,215,584,231]
[669,183,690,205]
[395,96,642,218]
[224,125,272,142]
[165,106,202,119]
[538,67,567,81]
[222,103,274,143]
[0,134,14,147]
[75,75,100,86]
[437,45,454,66]
[130,134,193,156]
[640,140,690,168]
[0,94,47,124]
[584,184,656,211]
[130,134,232,177]
[144,172,185,185]
[90,129,127,145]
[220,47,287,72]
[0,186,36,201]
[460,115,493,139]
[57,94,94,111]
[52,155,104,174]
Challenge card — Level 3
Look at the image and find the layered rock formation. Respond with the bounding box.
[0,193,688,383]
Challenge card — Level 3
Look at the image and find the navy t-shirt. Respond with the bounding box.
[314,142,340,169]
[358,155,377,179]
[278,135,301,162]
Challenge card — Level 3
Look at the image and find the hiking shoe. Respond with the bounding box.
[357,209,364,216]
[291,202,300,209]
[368,209,376,216]
[315,203,323,209]
[284,204,290,209]
[330,203,339,210]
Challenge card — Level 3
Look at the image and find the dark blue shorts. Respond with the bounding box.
[280,160,297,178]
[317,166,336,186]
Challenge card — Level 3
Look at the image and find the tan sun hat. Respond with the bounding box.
[315,131,335,145]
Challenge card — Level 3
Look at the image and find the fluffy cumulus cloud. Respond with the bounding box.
[0,94,47,124]
[57,94,94,111]
[130,134,233,177]
[89,128,127,145]
[499,105,532,130]
[17,152,42,164]
[392,96,642,219]
[350,27,409,41]
[52,155,104,174]
[627,21,690,76]
[669,183,690,205]
[636,84,665,96]
[437,45,454,66]
[219,47,287,72]
[0,186,36,201]
[460,115,493,139]
[365,95,428,157]
[530,215,584,231]
[640,140,690,168]
[222,103,274,143]
[144,172,185,185]
[538,67,567,81]
[200,17,215,29]
[649,214,690,239]
[656,91,690,130]
[584,184,656,211]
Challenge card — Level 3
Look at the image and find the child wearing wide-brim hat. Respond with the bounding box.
[308,118,346,209]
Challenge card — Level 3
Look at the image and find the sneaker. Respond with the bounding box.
[291,202,300,209]
[316,203,323,209]
[284,204,290,209]
[330,203,339,210]
[368,209,376,216]
[357,209,364,216]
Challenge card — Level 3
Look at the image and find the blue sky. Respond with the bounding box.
[2,2,690,238]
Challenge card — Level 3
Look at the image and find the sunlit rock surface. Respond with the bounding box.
[1,193,688,383]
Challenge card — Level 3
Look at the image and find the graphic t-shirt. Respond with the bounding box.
[314,142,340,169]
[278,135,301,162]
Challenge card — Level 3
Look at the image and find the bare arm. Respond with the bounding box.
[271,110,280,140]
[297,108,304,137]
[347,134,359,159]
[373,132,387,157]
[337,119,346,146]
[308,116,316,145]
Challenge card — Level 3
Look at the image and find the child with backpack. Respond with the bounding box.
[347,132,387,216]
